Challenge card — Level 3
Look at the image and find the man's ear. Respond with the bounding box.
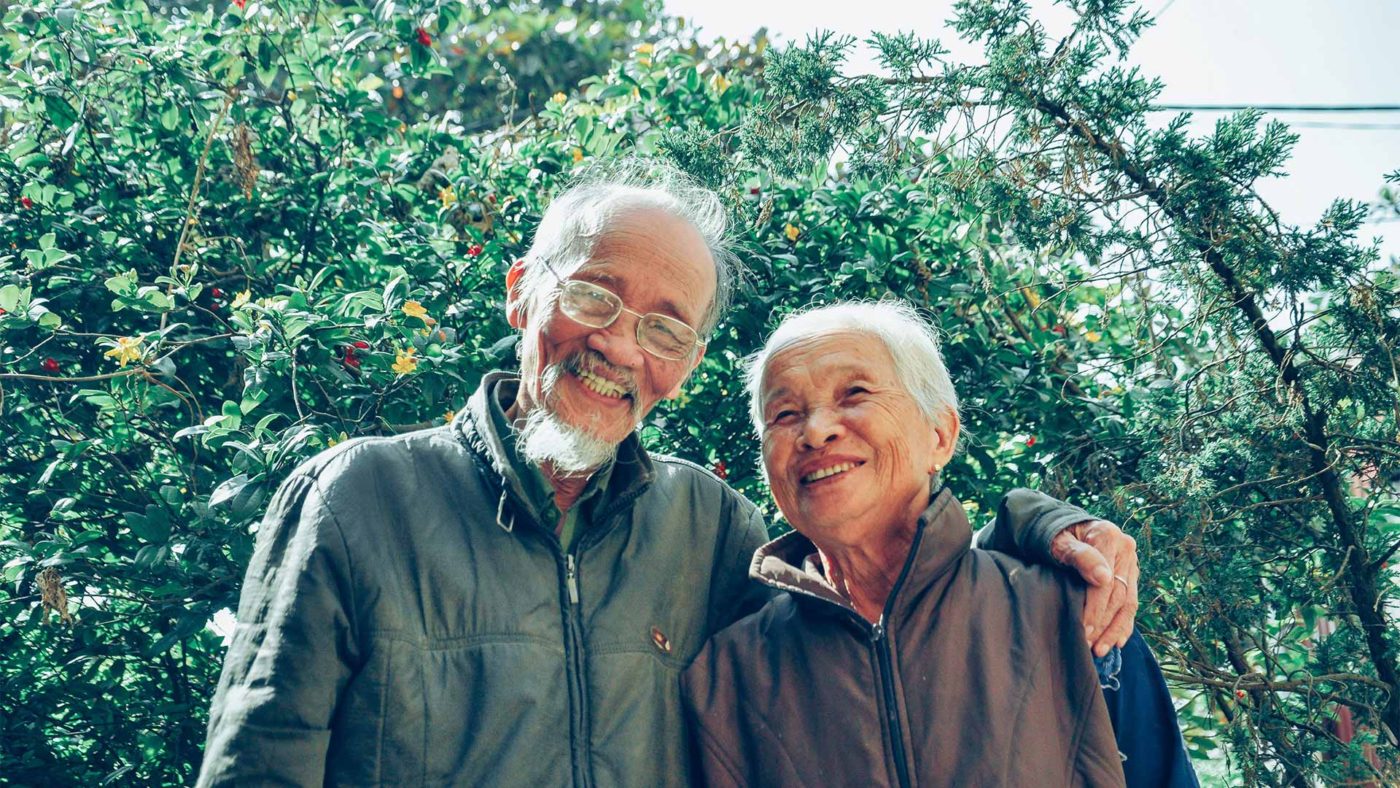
[663,344,707,400]
[505,258,528,329]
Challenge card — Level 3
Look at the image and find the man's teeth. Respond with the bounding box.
[578,369,627,399]
[802,462,857,483]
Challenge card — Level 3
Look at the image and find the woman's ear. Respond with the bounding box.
[928,409,960,474]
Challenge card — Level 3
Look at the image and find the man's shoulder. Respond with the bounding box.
[645,452,756,509]
[281,425,478,501]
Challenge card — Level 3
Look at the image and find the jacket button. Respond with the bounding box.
[649,626,671,654]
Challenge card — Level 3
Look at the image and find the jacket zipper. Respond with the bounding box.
[870,620,912,788]
[561,551,592,787]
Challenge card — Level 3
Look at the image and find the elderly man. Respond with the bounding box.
[198,162,1139,785]
[682,301,1197,787]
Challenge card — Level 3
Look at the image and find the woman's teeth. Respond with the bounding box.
[578,369,627,399]
[802,462,857,483]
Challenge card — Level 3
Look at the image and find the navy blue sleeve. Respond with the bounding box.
[1100,630,1199,788]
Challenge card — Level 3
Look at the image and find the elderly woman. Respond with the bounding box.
[681,301,1195,787]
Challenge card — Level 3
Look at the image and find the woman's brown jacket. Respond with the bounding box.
[681,488,1127,787]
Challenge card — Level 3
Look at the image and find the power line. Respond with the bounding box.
[1289,121,1400,131]
[1152,104,1400,113]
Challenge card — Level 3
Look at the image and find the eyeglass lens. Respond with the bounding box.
[558,280,697,360]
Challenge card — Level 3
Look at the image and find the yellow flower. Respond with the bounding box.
[712,72,731,94]
[550,92,567,104]
[392,347,419,375]
[635,43,654,55]
[1085,330,1103,343]
[103,336,144,366]
[327,430,348,447]
[443,409,456,424]
[401,300,435,326]
[231,290,251,309]
[784,223,800,242]
[438,185,456,207]
[572,147,584,164]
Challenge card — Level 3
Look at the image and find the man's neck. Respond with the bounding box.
[541,463,593,513]
[505,398,598,513]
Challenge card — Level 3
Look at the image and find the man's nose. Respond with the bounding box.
[799,407,843,450]
[586,314,646,370]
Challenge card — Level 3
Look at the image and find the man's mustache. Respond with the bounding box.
[560,351,639,400]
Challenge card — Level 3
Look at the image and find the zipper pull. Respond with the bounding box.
[871,621,885,643]
[565,554,579,605]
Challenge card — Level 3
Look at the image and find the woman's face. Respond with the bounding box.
[758,331,957,549]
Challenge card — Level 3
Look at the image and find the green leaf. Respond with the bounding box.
[44,94,79,131]
[208,474,251,508]
[0,284,23,313]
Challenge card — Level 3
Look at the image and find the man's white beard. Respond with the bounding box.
[518,362,626,474]
[518,408,619,474]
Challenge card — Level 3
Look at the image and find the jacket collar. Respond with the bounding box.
[750,488,972,622]
[457,371,656,532]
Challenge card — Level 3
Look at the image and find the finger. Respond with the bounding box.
[1082,579,1112,643]
[1063,538,1113,588]
[1094,598,1137,655]
[1093,568,1139,654]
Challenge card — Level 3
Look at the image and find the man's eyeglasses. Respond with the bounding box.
[538,259,705,362]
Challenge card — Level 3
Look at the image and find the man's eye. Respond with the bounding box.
[845,386,869,398]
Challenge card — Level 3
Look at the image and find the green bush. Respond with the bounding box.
[3,0,1397,784]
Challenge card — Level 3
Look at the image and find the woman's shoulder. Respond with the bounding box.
[960,548,1086,618]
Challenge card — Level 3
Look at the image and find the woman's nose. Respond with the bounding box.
[799,407,843,449]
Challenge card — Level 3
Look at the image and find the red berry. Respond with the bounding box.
[1235,690,1246,700]
[749,187,760,195]
[416,27,432,46]
[1025,436,1037,447]
[210,287,224,299]
[713,460,728,480]
[342,347,361,369]
[234,0,245,7]
[19,196,33,209]
[1051,324,1066,335]
[353,340,370,350]
[41,358,60,373]
[466,244,483,257]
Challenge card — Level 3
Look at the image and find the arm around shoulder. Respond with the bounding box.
[198,471,361,787]
[973,487,1092,563]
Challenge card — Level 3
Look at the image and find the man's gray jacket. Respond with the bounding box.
[198,372,1092,786]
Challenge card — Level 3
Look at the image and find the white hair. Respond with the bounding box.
[519,159,737,334]
[745,300,961,436]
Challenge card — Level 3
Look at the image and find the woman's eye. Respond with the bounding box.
[845,386,869,398]
[771,410,798,425]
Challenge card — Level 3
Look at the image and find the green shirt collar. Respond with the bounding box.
[486,379,616,546]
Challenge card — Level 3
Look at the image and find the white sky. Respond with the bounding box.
[665,0,1400,259]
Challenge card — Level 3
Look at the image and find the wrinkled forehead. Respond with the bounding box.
[760,329,897,398]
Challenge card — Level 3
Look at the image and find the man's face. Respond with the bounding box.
[508,207,715,449]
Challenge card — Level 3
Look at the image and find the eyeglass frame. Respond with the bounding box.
[534,257,708,362]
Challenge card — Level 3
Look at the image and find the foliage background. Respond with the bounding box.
[1,0,1396,784]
